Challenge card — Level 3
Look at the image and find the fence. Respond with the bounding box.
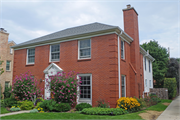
[149,88,168,99]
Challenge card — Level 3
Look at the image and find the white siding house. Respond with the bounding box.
[140,46,155,96]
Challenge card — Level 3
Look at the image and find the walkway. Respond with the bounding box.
[157,96,180,120]
[0,110,30,117]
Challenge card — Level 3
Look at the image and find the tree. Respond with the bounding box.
[0,57,4,75]
[141,40,169,88]
[165,58,179,89]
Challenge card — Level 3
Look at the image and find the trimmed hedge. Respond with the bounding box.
[75,103,92,111]
[164,78,177,99]
[55,103,71,112]
[81,107,128,115]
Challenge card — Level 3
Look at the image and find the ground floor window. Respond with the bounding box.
[5,81,10,88]
[79,74,91,99]
[121,75,126,97]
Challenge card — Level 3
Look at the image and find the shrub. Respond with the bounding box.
[4,97,17,107]
[3,86,12,99]
[39,100,56,112]
[82,107,127,115]
[116,97,141,112]
[144,94,161,106]
[35,102,42,109]
[10,106,21,112]
[55,103,71,112]
[35,97,44,106]
[96,99,110,108]
[30,109,39,113]
[0,100,5,107]
[164,78,177,99]
[46,71,81,106]
[12,71,42,101]
[75,103,92,111]
[19,100,34,110]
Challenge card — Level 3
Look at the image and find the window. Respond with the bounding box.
[121,75,126,97]
[79,74,91,99]
[145,79,147,87]
[149,60,151,72]
[5,81,10,88]
[6,61,10,71]
[79,39,91,59]
[50,44,60,62]
[10,47,13,54]
[121,40,125,59]
[27,48,35,64]
[144,57,146,71]
[149,80,152,87]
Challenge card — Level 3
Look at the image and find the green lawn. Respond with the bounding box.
[1,99,172,119]
[1,107,10,114]
[146,99,172,111]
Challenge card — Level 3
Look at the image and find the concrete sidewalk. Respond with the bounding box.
[0,110,30,117]
[157,96,180,120]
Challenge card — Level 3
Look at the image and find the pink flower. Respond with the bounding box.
[68,90,70,92]
[71,82,73,84]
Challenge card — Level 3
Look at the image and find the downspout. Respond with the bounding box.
[118,31,123,98]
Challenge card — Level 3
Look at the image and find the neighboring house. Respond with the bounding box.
[12,5,154,107]
[140,47,155,96]
[0,28,16,97]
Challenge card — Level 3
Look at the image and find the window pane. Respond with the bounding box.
[121,40,124,59]
[121,76,125,97]
[27,48,35,63]
[6,61,10,70]
[80,39,90,48]
[79,75,91,99]
[121,87,125,97]
[80,49,90,58]
[51,44,60,61]
[28,56,35,63]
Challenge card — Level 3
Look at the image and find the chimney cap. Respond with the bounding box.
[127,4,131,9]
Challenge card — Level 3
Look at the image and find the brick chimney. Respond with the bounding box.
[123,4,140,69]
[123,5,141,97]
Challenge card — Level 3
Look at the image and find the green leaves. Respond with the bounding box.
[164,78,177,99]
[141,40,169,88]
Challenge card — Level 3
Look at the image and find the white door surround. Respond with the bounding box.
[43,63,63,99]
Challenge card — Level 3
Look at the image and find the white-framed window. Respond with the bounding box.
[149,80,152,87]
[144,57,146,71]
[149,60,151,72]
[78,39,91,59]
[78,74,92,100]
[6,60,11,71]
[50,44,60,62]
[121,40,125,59]
[145,79,147,87]
[10,47,13,54]
[27,48,35,64]
[5,81,10,88]
[121,75,126,97]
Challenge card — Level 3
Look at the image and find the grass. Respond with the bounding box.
[146,99,172,111]
[1,107,10,114]
[1,99,172,119]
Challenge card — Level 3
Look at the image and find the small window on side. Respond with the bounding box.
[6,61,11,71]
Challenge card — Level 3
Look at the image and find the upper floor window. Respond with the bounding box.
[50,44,60,62]
[121,40,125,59]
[149,60,151,72]
[79,39,91,59]
[144,57,146,71]
[6,61,11,71]
[27,48,35,64]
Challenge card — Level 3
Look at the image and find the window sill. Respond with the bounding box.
[49,61,60,64]
[77,59,91,62]
[121,59,126,62]
[6,70,11,72]
[79,99,91,102]
[26,64,34,66]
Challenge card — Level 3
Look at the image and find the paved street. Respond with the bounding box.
[157,96,180,120]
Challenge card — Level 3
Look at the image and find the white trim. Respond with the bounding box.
[78,39,91,60]
[120,35,130,44]
[26,48,35,65]
[118,35,121,98]
[121,75,126,97]
[43,63,63,74]
[49,44,60,62]
[77,74,92,105]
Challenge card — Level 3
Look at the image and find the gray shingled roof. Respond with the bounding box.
[13,22,119,48]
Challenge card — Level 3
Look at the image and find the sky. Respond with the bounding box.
[0,0,179,58]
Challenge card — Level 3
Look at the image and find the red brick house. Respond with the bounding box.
[12,5,154,107]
